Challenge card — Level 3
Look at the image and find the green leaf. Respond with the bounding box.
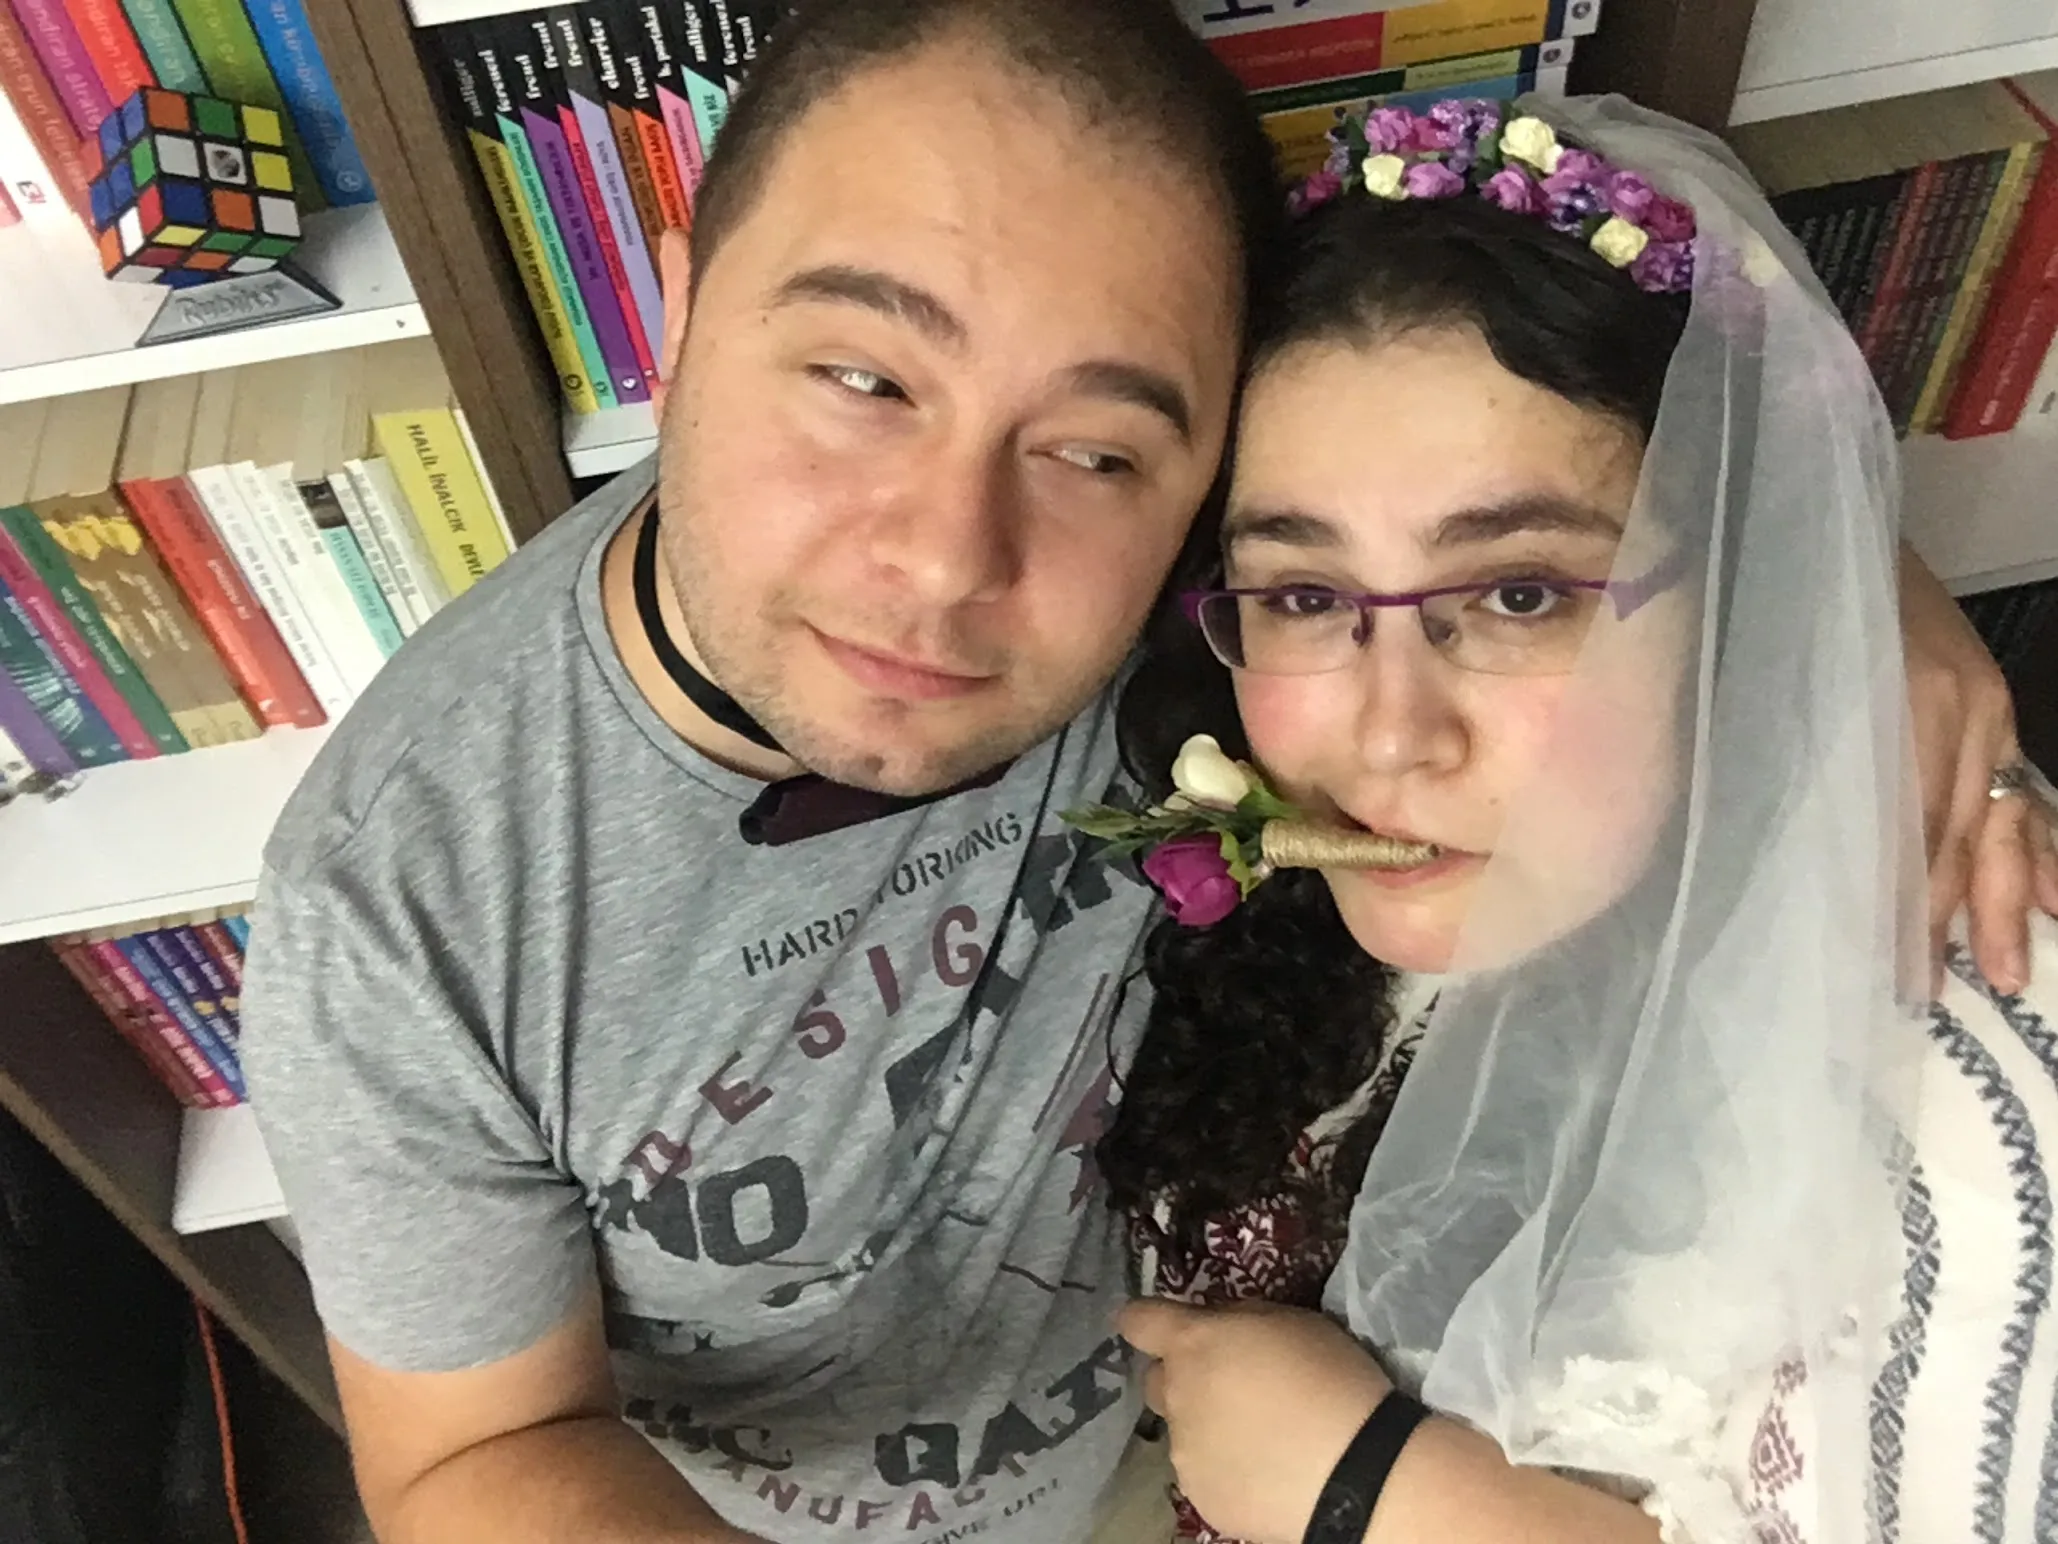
[1060,805,1149,840]
[1235,784,1299,824]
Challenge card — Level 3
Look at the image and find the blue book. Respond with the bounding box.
[167,926,241,1046]
[302,478,403,655]
[0,574,125,767]
[241,0,377,206]
[116,933,245,1099]
[222,913,251,951]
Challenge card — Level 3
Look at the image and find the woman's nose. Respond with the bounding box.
[1348,612,1471,779]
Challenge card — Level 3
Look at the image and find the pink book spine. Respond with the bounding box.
[0,519,157,759]
[6,0,112,138]
[86,939,238,1107]
[655,81,703,201]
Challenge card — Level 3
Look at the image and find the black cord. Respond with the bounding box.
[633,503,784,754]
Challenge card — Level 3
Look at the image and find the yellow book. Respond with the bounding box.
[469,128,602,417]
[371,409,512,599]
[1912,141,2047,432]
[1383,0,1555,69]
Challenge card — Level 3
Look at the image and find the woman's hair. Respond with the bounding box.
[1100,190,1693,1254]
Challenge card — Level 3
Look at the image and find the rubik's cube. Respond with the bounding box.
[87,87,304,287]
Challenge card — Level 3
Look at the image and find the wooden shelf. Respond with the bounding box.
[566,400,658,479]
[1732,0,2058,124]
[176,1103,289,1235]
[0,204,427,408]
[0,724,330,946]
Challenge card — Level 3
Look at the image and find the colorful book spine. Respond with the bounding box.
[1882,154,2000,431]
[632,2,705,201]
[163,924,238,1048]
[118,930,243,1097]
[531,11,660,388]
[1770,172,1908,329]
[1913,142,2045,434]
[119,0,204,91]
[243,464,385,698]
[666,1,729,158]
[435,30,605,414]
[85,937,237,1104]
[301,476,403,657]
[120,473,325,728]
[500,17,647,406]
[584,6,668,250]
[0,522,157,757]
[193,917,244,991]
[0,3,95,222]
[241,0,375,206]
[7,0,111,136]
[51,938,217,1108]
[166,0,322,208]
[1947,95,2058,438]
[325,469,415,635]
[370,410,511,599]
[599,7,689,233]
[0,658,75,779]
[0,505,182,753]
[221,912,249,951]
[0,571,126,764]
[1204,0,1589,94]
[1850,165,1938,402]
[62,0,152,101]
[346,457,450,622]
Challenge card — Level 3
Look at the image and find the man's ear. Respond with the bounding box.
[653,225,693,421]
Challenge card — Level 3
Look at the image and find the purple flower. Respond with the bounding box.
[1644,194,1697,243]
[1288,169,1344,217]
[1479,166,1543,215]
[1404,160,1467,200]
[1364,107,1415,154]
[1606,171,1657,222]
[1630,239,1695,293]
[1546,181,1604,233]
[1429,97,1500,140]
[1322,137,1353,180]
[1142,835,1242,928]
[1551,148,1608,185]
[1405,117,1461,153]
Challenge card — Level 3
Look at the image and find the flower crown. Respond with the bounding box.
[1289,98,1698,295]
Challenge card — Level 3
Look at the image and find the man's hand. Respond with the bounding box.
[1900,545,2058,993]
[1121,1299,1389,1544]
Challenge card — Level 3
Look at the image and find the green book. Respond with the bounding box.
[168,0,325,208]
[0,507,187,754]
[120,0,207,92]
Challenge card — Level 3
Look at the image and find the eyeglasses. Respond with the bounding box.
[1182,578,1629,677]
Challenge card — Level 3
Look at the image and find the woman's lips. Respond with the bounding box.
[1330,812,1482,885]
[810,627,996,701]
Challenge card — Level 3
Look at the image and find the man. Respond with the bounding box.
[243,2,2051,1541]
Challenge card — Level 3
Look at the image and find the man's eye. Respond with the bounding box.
[813,364,907,401]
[1050,447,1135,476]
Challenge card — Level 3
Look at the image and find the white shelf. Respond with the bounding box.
[0,724,330,945]
[175,1103,288,1235]
[406,0,556,23]
[1905,424,2058,598]
[1732,0,2058,125]
[566,400,657,479]
[0,203,427,407]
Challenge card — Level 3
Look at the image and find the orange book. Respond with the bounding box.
[62,0,153,102]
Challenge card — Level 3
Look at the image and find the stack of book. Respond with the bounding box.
[1732,72,2058,442]
[50,907,252,1107]
[1179,0,1597,179]
[0,0,374,234]
[0,337,512,801]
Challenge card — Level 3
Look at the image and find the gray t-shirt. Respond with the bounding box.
[243,462,1158,1544]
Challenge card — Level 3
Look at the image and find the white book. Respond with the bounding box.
[454,407,518,557]
[246,463,387,698]
[0,83,79,235]
[327,471,419,637]
[187,464,354,719]
[347,457,452,621]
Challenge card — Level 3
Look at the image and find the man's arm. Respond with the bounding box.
[337,1285,762,1544]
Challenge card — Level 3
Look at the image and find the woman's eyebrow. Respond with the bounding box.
[1222,507,1343,550]
[1430,494,1625,547]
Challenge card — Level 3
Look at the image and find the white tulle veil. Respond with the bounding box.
[1323,95,1932,1542]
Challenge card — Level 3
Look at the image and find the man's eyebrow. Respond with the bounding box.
[1223,507,1344,549]
[1062,360,1192,444]
[771,264,967,346]
[1431,494,1625,547]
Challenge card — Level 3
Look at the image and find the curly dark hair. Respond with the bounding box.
[1098,189,1692,1256]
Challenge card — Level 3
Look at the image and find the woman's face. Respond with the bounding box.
[1226,327,1683,972]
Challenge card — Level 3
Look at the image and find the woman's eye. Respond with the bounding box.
[1051,447,1135,477]
[1258,588,1346,619]
[1478,581,1566,618]
[814,364,907,401]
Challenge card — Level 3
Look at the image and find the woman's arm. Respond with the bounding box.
[1121,1299,1660,1544]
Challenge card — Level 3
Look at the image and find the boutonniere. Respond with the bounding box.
[1062,735,1437,926]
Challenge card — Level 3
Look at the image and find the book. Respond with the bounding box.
[241,0,375,206]
[529,10,662,387]
[61,0,152,102]
[325,467,412,636]
[628,2,705,202]
[433,28,608,415]
[1193,0,1599,94]
[0,571,126,764]
[582,3,668,252]
[8,0,112,137]
[0,4,94,224]
[0,657,75,781]
[85,934,239,1105]
[372,407,511,599]
[299,473,402,657]
[193,917,244,993]
[497,14,649,405]
[166,0,323,208]
[119,0,205,92]
[659,1,728,177]
[1912,140,2045,433]
[1876,154,2001,432]
[115,930,243,1096]
[51,937,221,1108]
[594,5,690,234]
[163,923,240,1044]
[346,456,450,624]
[221,911,248,950]
[145,925,239,1060]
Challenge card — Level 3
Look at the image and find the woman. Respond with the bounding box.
[1085,97,2058,1543]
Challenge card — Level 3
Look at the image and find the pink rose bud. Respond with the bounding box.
[1404,161,1467,200]
[1480,166,1542,215]
[1141,834,1242,928]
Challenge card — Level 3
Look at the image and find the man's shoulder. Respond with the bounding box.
[264,462,654,882]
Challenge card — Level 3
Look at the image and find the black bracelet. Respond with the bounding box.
[1300,1390,1431,1544]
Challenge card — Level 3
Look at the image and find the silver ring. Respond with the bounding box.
[1991,761,2058,822]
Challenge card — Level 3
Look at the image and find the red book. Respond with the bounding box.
[61,0,152,101]
[0,517,158,758]
[193,918,244,993]
[559,102,659,388]
[120,474,326,729]
[0,3,92,222]
[1854,163,1942,390]
[1206,11,1392,93]
[6,0,111,137]
[54,939,229,1108]
[1945,86,2058,438]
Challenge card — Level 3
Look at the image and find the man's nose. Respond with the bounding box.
[1350,613,1470,779]
[863,447,1021,608]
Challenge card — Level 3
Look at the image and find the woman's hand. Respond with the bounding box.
[1120,1298,1390,1544]
[1900,545,2058,994]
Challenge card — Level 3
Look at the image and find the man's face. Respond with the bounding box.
[659,37,1241,794]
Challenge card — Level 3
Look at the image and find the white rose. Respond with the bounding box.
[1589,215,1650,268]
[1501,116,1563,174]
[1360,153,1407,200]
[1170,734,1252,811]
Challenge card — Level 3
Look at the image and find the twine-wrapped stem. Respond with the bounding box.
[1260,820,1439,871]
